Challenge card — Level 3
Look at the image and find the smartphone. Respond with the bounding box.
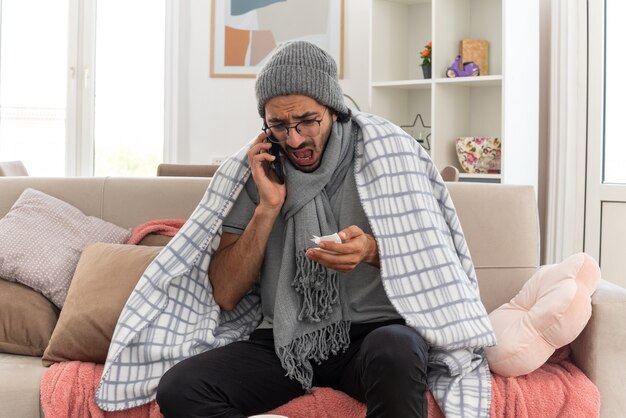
[267,140,285,184]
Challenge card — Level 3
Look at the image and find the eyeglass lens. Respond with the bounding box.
[264,109,327,143]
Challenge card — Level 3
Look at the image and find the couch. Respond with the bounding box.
[156,163,220,178]
[0,177,624,418]
[0,160,29,176]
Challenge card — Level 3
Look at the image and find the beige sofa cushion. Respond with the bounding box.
[0,353,46,418]
[0,177,211,225]
[0,189,131,307]
[447,183,539,312]
[0,280,59,356]
[42,243,162,365]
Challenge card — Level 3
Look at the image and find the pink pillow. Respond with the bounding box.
[485,252,600,377]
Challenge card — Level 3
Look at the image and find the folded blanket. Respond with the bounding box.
[126,219,186,245]
[40,361,162,418]
[40,348,599,418]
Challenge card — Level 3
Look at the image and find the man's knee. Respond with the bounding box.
[156,364,187,412]
[359,324,429,416]
[362,324,428,376]
[156,359,221,415]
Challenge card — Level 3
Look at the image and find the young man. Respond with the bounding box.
[157,41,430,418]
[100,41,494,418]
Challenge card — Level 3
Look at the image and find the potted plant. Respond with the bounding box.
[420,42,432,79]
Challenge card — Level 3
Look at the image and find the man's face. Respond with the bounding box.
[264,95,337,173]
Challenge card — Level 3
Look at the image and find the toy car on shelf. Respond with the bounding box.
[446,55,480,77]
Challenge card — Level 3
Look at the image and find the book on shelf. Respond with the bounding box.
[460,39,489,76]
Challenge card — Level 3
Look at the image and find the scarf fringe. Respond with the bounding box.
[293,251,339,322]
[276,320,351,391]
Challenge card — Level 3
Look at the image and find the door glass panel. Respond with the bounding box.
[604,0,626,183]
[0,0,69,176]
[93,0,165,176]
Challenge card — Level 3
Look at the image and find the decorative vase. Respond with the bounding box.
[421,63,431,79]
[455,136,501,174]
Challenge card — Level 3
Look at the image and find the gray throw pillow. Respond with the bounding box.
[0,188,131,307]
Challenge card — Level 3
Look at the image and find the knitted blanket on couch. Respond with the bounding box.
[42,346,600,418]
[96,112,496,417]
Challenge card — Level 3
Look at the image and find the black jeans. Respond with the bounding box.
[156,320,428,418]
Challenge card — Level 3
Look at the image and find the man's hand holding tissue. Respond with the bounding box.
[305,225,380,272]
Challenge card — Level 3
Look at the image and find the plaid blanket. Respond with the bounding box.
[96,112,496,417]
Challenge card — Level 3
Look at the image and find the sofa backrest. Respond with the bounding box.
[447,183,540,312]
[0,178,539,313]
[0,177,211,229]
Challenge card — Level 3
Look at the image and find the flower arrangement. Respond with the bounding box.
[420,42,432,66]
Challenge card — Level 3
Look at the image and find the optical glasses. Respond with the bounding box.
[262,108,328,144]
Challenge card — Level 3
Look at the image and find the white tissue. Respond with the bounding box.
[310,233,342,244]
[310,233,342,254]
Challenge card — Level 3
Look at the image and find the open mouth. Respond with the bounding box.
[290,148,315,166]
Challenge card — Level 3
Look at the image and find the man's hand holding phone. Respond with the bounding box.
[268,141,285,184]
[247,131,287,212]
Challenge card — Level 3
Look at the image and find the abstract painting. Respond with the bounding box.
[210,0,344,78]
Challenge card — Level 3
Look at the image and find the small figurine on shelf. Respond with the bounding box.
[420,42,432,79]
[446,55,480,77]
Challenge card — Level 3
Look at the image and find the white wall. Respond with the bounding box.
[177,0,371,164]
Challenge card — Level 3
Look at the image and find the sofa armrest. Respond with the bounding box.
[570,279,626,418]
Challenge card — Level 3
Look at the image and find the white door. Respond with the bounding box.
[585,0,626,288]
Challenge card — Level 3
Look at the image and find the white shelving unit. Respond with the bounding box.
[369,0,538,187]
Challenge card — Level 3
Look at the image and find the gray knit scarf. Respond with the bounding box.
[267,120,357,390]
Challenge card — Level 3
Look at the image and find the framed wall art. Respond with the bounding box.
[210,0,344,78]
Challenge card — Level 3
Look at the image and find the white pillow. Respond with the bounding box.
[485,252,600,377]
[0,188,131,307]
